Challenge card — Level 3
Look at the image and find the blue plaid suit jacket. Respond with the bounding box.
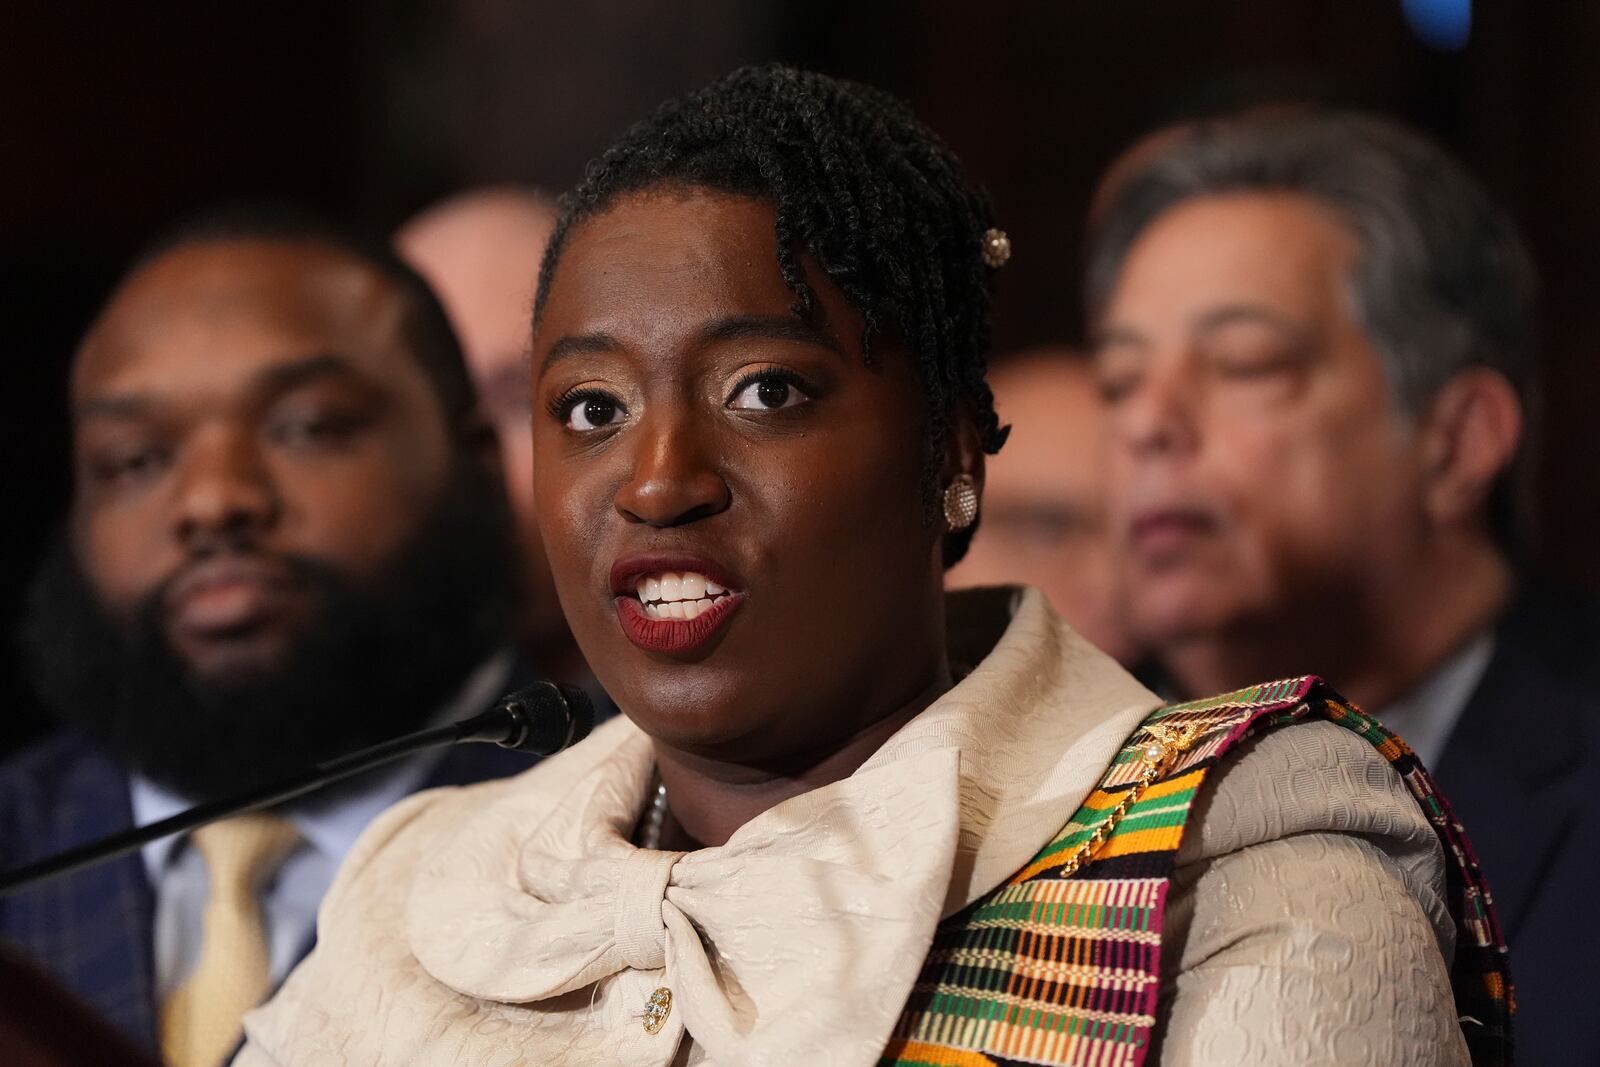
[0,731,158,1048]
[0,727,545,1053]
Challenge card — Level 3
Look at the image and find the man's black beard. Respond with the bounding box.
[21,468,518,803]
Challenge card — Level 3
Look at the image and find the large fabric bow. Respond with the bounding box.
[407,729,962,1066]
[403,589,1160,1066]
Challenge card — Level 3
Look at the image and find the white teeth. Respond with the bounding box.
[633,570,737,620]
[635,571,733,603]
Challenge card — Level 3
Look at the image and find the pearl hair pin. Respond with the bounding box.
[981,228,1012,268]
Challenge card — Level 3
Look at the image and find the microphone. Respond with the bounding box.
[455,681,595,755]
[0,681,594,896]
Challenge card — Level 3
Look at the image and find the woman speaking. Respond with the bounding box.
[237,67,1508,1067]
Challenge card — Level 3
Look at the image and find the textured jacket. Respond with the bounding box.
[238,589,1482,1066]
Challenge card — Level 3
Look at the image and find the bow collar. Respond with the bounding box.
[406,587,1159,1066]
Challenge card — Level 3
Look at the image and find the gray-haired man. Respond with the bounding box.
[1089,111,1596,1064]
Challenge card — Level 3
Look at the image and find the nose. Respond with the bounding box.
[1114,360,1200,460]
[612,408,731,528]
[171,424,280,549]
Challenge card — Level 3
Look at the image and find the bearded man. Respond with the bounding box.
[0,207,544,1066]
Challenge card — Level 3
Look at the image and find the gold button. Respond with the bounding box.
[643,986,673,1034]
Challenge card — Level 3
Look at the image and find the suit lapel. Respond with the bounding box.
[5,737,160,1051]
[1435,635,1585,941]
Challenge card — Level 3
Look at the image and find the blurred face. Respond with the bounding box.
[396,195,557,626]
[71,239,458,678]
[949,354,1134,663]
[1095,192,1428,645]
[532,187,949,762]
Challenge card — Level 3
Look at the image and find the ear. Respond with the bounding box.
[1417,368,1523,528]
[936,409,988,569]
[940,409,987,504]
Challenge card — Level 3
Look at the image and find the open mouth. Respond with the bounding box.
[631,570,736,620]
[610,556,747,655]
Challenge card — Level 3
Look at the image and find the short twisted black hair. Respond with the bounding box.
[533,64,1008,564]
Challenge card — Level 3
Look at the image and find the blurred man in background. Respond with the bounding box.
[1088,111,1597,1062]
[0,208,538,1065]
[395,188,589,683]
[947,348,1137,664]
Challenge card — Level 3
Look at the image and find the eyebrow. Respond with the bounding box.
[254,352,365,393]
[75,352,364,421]
[538,333,621,377]
[700,314,848,358]
[74,393,150,421]
[537,314,849,379]
[1090,304,1307,353]
[1089,324,1148,351]
[1192,304,1305,338]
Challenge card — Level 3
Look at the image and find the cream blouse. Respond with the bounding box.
[236,588,1468,1066]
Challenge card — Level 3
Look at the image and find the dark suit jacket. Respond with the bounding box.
[1434,582,1600,1067]
[0,727,541,1052]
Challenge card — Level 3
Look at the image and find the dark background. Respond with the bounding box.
[4,0,1596,754]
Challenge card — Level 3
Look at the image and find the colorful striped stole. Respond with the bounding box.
[881,675,1513,1067]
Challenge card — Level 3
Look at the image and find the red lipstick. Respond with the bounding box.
[609,551,746,655]
[617,594,746,654]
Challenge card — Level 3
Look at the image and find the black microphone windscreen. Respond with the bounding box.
[496,681,595,754]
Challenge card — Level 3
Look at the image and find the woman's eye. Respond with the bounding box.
[728,374,809,411]
[565,393,625,431]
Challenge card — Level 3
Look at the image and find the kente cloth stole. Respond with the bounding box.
[880,676,1514,1067]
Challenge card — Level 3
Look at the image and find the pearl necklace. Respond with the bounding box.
[636,776,670,850]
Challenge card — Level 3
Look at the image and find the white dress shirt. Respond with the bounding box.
[1374,632,1495,769]
[131,652,513,997]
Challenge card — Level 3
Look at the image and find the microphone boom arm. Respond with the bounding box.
[0,681,591,896]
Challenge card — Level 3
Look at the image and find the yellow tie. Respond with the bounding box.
[160,813,301,1067]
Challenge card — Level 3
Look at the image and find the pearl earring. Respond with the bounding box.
[943,474,978,531]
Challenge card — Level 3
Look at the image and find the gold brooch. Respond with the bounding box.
[981,227,1012,268]
[643,986,673,1034]
[1054,716,1211,879]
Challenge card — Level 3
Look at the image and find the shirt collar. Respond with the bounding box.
[1376,631,1495,768]
[131,650,516,879]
